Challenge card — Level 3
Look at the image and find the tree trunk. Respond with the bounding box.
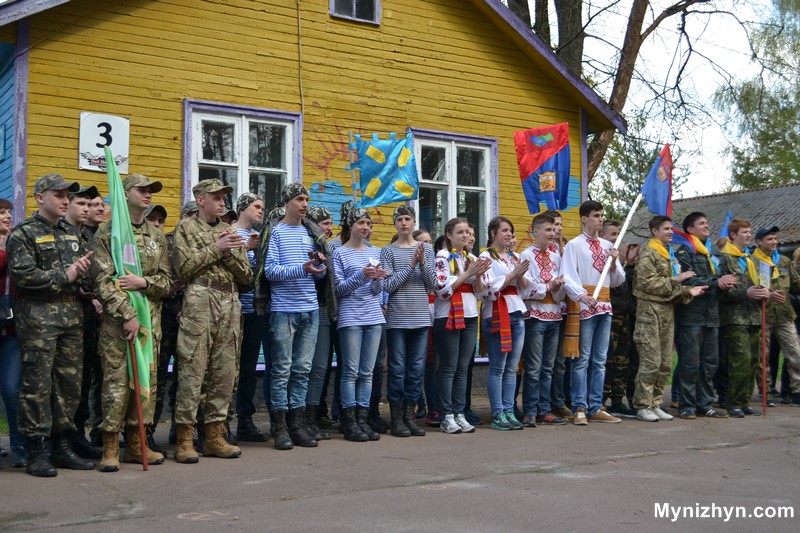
[507,0,532,27]
[533,0,551,46]
[554,0,584,75]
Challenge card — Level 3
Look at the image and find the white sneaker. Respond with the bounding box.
[636,408,659,422]
[652,406,674,421]
[439,414,462,434]
[573,408,588,426]
[454,413,475,433]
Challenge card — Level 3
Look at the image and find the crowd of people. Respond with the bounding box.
[0,174,798,479]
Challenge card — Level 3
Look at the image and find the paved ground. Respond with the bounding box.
[1,387,798,533]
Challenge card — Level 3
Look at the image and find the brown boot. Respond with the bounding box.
[99,432,120,473]
[124,427,165,465]
[202,422,241,458]
[174,424,199,464]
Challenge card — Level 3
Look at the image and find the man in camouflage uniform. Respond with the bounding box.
[91,175,172,472]
[7,174,95,477]
[718,219,770,417]
[750,226,800,405]
[172,180,252,463]
[674,212,736,419]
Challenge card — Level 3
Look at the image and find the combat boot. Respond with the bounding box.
[356,406,380,441]
[124,427,165,465]
[368,397,389,433]
[269,410,294,450]
[236,416,269,442]
[389,402,411,437]
[341,407,368,442]
[99,432,120,473]
[25,437,57,478]
[287,407,318,447]
[50,432,95,470]
[403,402,426,436]
[203,422,242,458]
[174,423,199,464]
[305,405,331,440]
[72,431,102,459]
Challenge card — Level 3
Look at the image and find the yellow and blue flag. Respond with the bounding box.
[350,131,418,207]
[719,210,733,239]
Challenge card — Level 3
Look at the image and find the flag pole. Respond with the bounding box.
[128,339,149,471]
[592,193,643,300]
[761,299,768,416]
[348,130,358,202]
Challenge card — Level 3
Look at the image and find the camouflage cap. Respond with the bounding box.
[222,206,238,221]
[307,206,332,224]
[181,200,199,217]
[339,199,355,225]
[267,206,285,222]
[392,205,416,223]
[345,206,371,228]
[236,192,262,214]
[34,174,79,195]
[145,204,168,219]
[192,179,233,197]
[123,174,163,193]
[71,185,100,199]
[280,183,309,206]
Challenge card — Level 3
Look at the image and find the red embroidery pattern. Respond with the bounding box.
[529,309,563,321]
[579,303,613,319]
[534,247,553,282]
[587,237,606,273]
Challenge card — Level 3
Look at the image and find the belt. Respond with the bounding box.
[20,293,77,304]
[190,277,237,293]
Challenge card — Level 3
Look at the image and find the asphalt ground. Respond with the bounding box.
[1,386,798,533]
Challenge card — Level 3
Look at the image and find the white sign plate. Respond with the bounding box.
[79,112,130,173]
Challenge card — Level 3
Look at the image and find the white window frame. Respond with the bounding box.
[411,129,498,249]
[329,0,382,26]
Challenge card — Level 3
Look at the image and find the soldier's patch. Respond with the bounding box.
[63,235,79,241]
[70,242,79,252]
[147,240,158,252]
[35,235,55,244]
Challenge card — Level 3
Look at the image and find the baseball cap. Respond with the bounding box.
[145,204,168,219]
[34,174,79,195]
[181,201,198,217]
[755,226,779,241]
[123,174,163,193]
[71,185,99,199]
[192,179,233,197]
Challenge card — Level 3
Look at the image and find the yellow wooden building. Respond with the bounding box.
[0,0,624,246]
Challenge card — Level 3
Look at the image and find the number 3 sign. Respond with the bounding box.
[79,112,130,173]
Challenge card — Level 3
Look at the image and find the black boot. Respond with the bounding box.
[269,410,294,450]
[305,405,331,441]
[72,431,102,459]
[236,416,269,442]
[341,407,368,442]
[25,437,57,478]
[404,402,426,436]
[223,421,238,445]
[146,427,166,456]
[356,407,380,441]
[168,419,177,445]
[389,402,411,437]
[368,397,389,434]
[50,433,95,470]
[287,407,318,447]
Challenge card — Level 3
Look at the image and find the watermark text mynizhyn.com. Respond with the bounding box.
[655,503,794,523]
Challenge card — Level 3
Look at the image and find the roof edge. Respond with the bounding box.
[675,182,800,203]
[0,0,70,27]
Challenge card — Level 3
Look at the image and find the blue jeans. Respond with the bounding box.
[306,322,333,406]
[386,328,428,404]
[0,335,23,449]
[269,310,319,411]
[339,324,383,408]
[435,317,478,415]
[484,312,525,417]
[571,313,612,415]
[522,318,561,417]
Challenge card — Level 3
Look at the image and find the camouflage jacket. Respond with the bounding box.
[172,216,251,287]
[7,213,87,299]
[718,252,761,326]
[674,243,723,327]
[254,216,337,321]
[750,253,800,327]
[633,243,693,305]
[90,220,172,324]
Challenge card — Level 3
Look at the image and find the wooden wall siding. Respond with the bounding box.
[21,0,589,240]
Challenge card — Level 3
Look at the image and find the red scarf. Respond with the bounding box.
[491,287,518,353]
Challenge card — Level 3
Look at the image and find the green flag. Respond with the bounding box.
[105,147,153,399]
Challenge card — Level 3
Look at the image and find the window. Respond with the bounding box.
[184,100,302,213]
[411,130,497,250]
[330,0,381,25]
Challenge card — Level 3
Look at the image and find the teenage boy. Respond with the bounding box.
[751,226,800,405]
[520,213,568,426]
[561,201,625,425]
[718,219,770,417]
[673,212,736,419]
[632,216,706,422]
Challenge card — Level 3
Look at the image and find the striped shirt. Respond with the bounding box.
[380,243,436,329]
[235,227,257,314]
[333,246,385,329]
[263,223,324,313]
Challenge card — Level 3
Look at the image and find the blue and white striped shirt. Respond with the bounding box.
[235,227,257,314]
[333,246,385,328]
[263,223,324,313]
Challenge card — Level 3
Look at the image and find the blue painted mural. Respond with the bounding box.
[0,42,15,201]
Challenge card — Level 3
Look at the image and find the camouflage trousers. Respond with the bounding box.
[604,313,638,404]
[767,321,800,395]
[97,320,161,433]
[721,325,760,409]
[174,286,241,425]
[632,300,674,410]
[16,299,84,438]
